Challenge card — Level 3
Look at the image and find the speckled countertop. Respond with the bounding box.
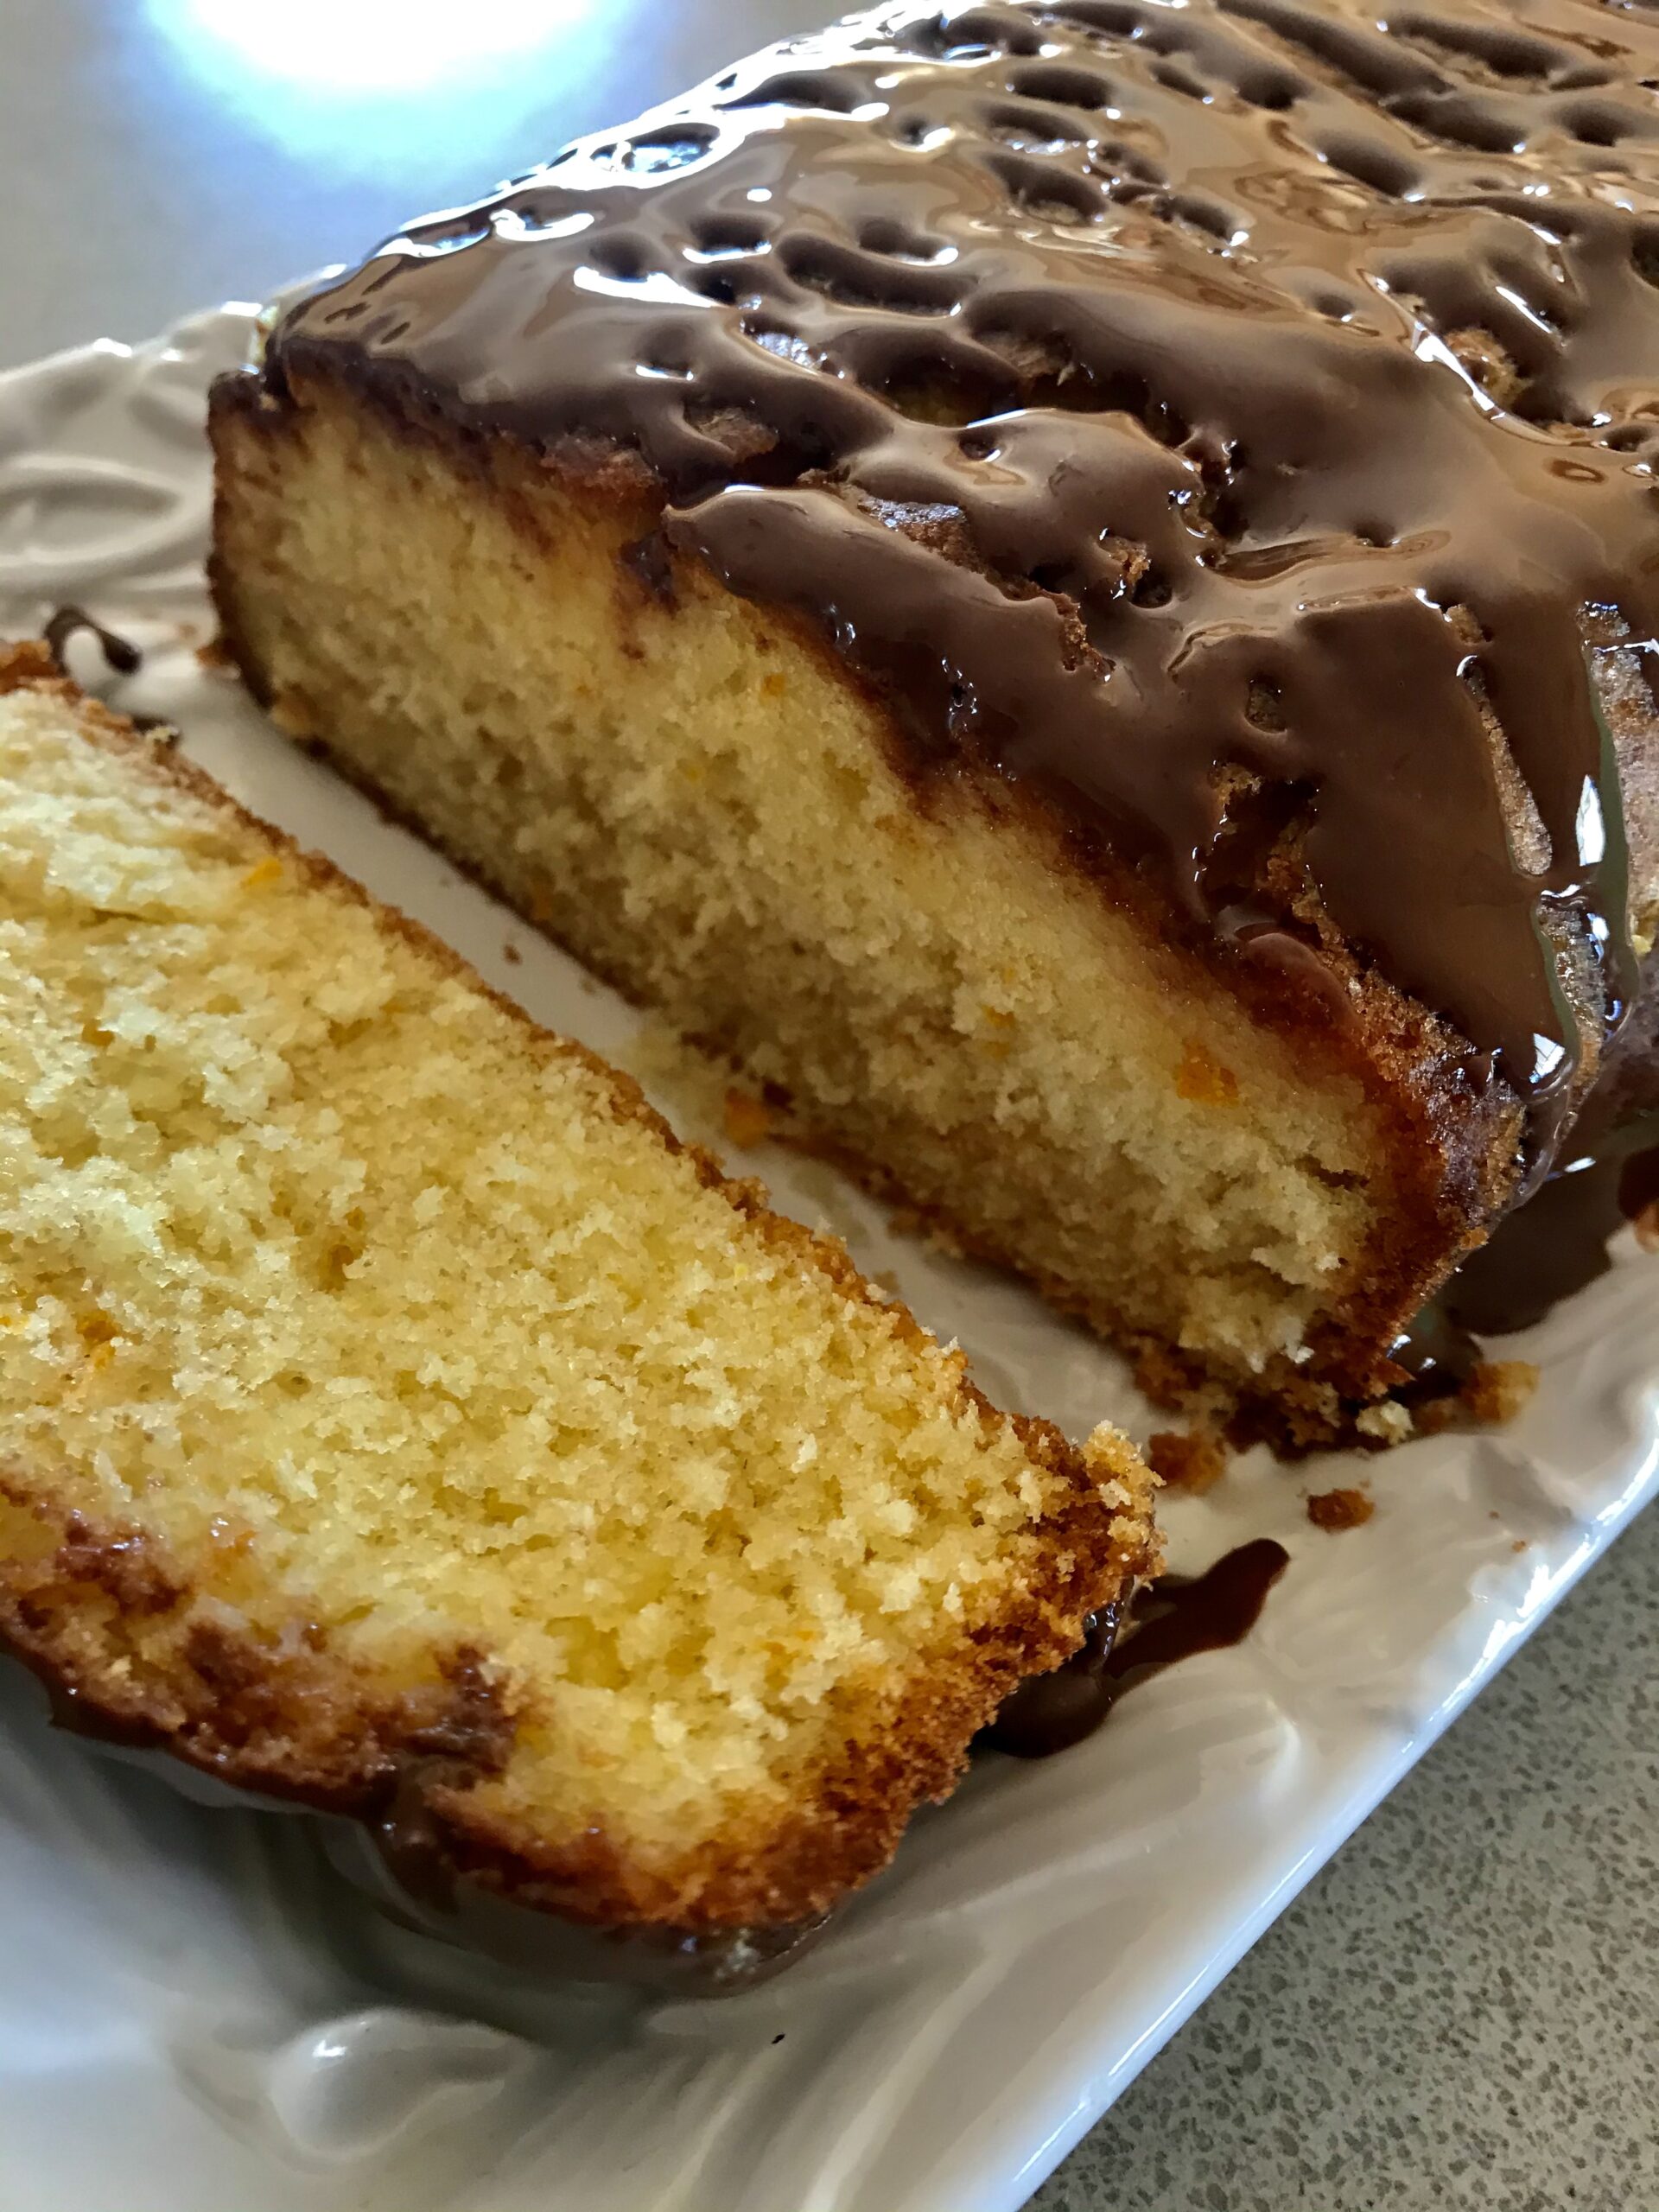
[1034,1503,1657,2212]
[3,7,1656,2207]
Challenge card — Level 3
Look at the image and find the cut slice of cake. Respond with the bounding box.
[208,0,1659,1446]
[0,645,1155,1969]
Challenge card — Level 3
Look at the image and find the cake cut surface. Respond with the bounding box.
[210,0,1659,1441]
[0,645,1154,1945]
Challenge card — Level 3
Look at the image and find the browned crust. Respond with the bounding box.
[207,360,1522,1412]
[0,644,1157,1932]
[0,1474,513,1810]
[0,1453,1154,1932]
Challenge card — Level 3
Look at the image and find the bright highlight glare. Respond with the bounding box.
[1575,774,1607,868]
[156,0,584,93]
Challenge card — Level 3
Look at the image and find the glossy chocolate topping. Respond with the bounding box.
[42,605,141,678]
[1393,946,1658,1360]
[1385,1135,1655,1384]
[13,1658,823,1993]
[38,607,179,737]
[269,0,1659,1173]
[1440,1125,1658,1330]
[985,1535,1289,1754]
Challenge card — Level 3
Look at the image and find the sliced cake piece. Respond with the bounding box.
[0,645,1154,1968]
[208,0,1659,1447]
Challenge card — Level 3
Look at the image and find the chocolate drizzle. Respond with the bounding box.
[1395,947,1659,1357]
[39,607,177,736]
[266,0,1659,1182]
[42,606,141,677]
[986,1535,1290,1756]
[1440,1126,1659,1335]
[1384,1124,1656,1391]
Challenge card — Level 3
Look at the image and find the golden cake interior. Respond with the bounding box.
[213,377,1440,1425]
[0,658,1150,1927]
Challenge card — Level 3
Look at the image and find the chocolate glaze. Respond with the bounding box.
[1387,1123,1656,1370]
[1384,1294,1483,1398]
[42,605,141,677]
[324,1816,830,1992]
[985,1536,1289,1755]
[265,0,1659,1185]
[984,1592,1128,1754]
[7,1650,822,1993]
[1395,948,1659,1356]
[1440,1125,1658,1333]
[39,607,177,736]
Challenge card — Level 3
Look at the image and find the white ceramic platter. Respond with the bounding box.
[0,306,1654,2212]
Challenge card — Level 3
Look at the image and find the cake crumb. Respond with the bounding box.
[503,941,523,966]
[1145,1427,1228,1494]
[1175,1039,1240,1106]
[0,649,1163,1940]
[1446,324,1523,408]
[1132,1342,1201,1414]
[1410,1394,1461,1438]
[1417,1359,1538,1435]
[1632,1201,1659,1254]
[1463,1361,1538,1425]
[1356,1398,1414,1446]
[269,696,316,741]
[887,1202,967,1257]
[1306,1485,1374,1531]
[723,1087,775,1150]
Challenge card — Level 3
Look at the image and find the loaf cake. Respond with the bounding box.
[0,645,1154,1962]
[208,0,1659,1446]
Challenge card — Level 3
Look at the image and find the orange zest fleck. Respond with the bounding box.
[722,1088,774,1150]
[1175,1039,1240,1106]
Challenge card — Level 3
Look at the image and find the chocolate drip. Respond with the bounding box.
[266,0,1659,1179]
[985,1593,1128,1756]
[40,607,178,735]
[1438,1125,1659,1337]
[43,606,141,677]
[986,1537,1290,1756]
[1385,1122,1656,1389]
[1384,1297,1483,1401]
[8,1650,823,1992]
[1396,950,1659,1352]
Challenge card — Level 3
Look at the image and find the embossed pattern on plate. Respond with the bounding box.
[0,307,1653,2212]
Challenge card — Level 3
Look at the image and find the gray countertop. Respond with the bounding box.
[3,4,1655,2206]
[1036,1507,1657,2212]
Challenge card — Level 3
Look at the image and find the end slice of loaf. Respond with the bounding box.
[0,644,1155,1950]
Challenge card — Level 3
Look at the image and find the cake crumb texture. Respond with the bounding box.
[212,385,1423,1417]
[0,648,1153,1930]
[207,0,1659,1444]
[1145,1429,1229,1497]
